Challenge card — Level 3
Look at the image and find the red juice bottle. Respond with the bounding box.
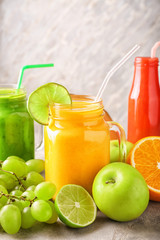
[128,56,160,143]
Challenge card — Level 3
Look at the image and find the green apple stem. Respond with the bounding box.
[105,179,115,184]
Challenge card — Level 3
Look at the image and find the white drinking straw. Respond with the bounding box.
[95,44,141,102]
[151,41,160,58]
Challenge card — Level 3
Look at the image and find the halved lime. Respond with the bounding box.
[27,83,71,125]
[55,184,97,228]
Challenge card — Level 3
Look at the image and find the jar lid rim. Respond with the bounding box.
[0,84,26,102]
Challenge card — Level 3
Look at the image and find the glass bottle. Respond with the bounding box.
[128,57,160,143]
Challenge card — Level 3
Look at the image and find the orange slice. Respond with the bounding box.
[128,136,160,202]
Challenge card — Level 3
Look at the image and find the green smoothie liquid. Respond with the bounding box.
[0,86,34,161]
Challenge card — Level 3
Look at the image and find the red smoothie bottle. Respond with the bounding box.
[128,57,160,143]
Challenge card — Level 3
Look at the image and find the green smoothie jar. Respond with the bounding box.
[0,84,34,161]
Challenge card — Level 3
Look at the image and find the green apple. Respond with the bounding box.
[110,140,133,163]
[92,162,149,222]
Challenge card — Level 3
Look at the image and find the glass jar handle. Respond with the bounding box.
[106,120,127,162]
[35,123,44,152]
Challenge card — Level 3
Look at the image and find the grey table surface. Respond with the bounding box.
[0,202,159,240]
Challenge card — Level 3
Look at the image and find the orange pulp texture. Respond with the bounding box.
[127,136,160,201]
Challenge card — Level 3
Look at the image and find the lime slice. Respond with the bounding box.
[27,83,71,125]
[55,184,97,228]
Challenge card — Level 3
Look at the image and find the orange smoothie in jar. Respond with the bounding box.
[44,95,110,196]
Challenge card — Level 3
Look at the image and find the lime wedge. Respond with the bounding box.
[27,83,71,125]
[55,184,97,228]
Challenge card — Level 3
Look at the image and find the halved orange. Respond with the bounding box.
[127,136,160,202]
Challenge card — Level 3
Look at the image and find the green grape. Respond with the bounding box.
[11,199,23,212]
[0,179,7,188]
[0,185,8,205]
[0,204,21,234]
[46,201,58,224]
[2,159,28,177]
[10,190,23,196]
[25,171,44,187]
[21,179,28,189]
[31,200,52,222]
[21,199,30,209]
[21,207,36,229]
[0,202,3,210]
[21,190,35,208]
[35,182,56,200]
[14,185,25,192]
[6,156,25,162]
[0,173,17,191]
[26,159,45,173]
[27,185,36,192]
[22,190,35,201]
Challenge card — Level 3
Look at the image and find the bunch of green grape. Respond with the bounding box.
[0,156,58,234]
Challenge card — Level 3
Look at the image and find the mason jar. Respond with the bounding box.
[0,84,34,161]
[44,94,126,196]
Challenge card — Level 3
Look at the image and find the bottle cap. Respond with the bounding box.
[135,57,159,66]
